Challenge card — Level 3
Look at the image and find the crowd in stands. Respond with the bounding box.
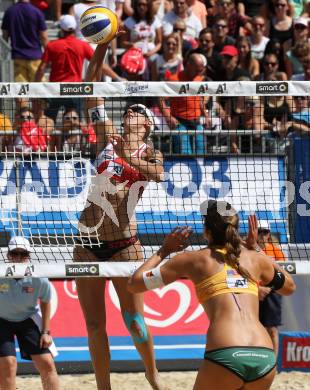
[0,0,309,154]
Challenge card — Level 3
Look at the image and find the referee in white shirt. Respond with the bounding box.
[0,236,59,390]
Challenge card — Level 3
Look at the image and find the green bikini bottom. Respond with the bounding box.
[204,346,276,382]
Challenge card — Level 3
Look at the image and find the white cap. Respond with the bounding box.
[59,15,77,32]
[8,236,32,253]
[129,104,155,132]
[258,220,270,231]
[293,17,309,27]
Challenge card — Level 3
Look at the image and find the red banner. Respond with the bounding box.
[281,336,310,369]
[49,280,209,337]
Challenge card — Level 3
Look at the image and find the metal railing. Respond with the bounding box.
[0,36,13,82]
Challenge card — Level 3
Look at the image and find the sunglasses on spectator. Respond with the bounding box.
[174,27,186,32]
[295,96,307,100]
[9,250,30,258]
[264,61,277,66]
[215,24,227,29]
[220,1,232,6]
[20,115,33,120]
[166,41,177,46]
[294,24,307,30]
[64,115,79,120]
[137,2,147,7]
[275,3,286,8]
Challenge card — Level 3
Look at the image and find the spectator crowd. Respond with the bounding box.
[0,0,309,154]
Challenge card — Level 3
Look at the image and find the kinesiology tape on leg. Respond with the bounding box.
[124,312,148,344]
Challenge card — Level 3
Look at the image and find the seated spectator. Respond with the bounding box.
[212,16,235,56]
[162,0,202,40]
[0,112,13,132]
[205,0,219,27]
[283,17,309,53]
[237,0,265,18]
[153,0,174,20]
[32,99,55,139]
[249,16,270,61]
[266,0,294,46]
[285,96,310,134]
[225,94,267,153]
[173,18,197,58]
[0,112,13,152]
[159,53,208,154]
[120,0,162,60]
[13,107,50,153]
[236,36,260,79]
[51,108,96,154]
[255,53,288,81]
[186,0,208,28]
[188,28,217,80]
[215,45,250,81]
[264,38,287,72]
[150,33,183,81]
[285,40,310,79]
[292,54,310,80]
[216,0,250,39]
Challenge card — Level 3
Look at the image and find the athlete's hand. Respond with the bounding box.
[258,286,272,301]
[245,214,258,250]
[162,226,193,255]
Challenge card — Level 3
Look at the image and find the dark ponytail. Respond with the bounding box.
[224,224,254,281]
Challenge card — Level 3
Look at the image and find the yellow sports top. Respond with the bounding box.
[195,249,258,304]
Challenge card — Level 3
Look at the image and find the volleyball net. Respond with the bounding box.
[0,80,310,277]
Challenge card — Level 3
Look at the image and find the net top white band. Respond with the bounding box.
[0,81,309,97]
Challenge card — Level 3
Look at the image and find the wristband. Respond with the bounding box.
[41,330,51,335]
[88,104,109,123]
[143,267,165,290]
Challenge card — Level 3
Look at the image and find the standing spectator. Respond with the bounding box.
[257,222,286,357]
[187,0,208,28]
[216,0,250,38]
[0,236,59,390]
[162,0,202,40]
[35,15,93,83]
[236,36,260,79]
[1,0,48,82]
[249,16,270,61]
[212,16,235,56]
[160,52,208,154]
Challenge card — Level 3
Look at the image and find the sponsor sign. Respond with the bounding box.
[60,83,93,96]
[50,280,209,336]
[65,263,99,277]
[256,82,288,94]
[278,262,296,274]
[280,334,310,370]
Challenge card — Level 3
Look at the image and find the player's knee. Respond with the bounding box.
[85,318,105,335]
[124,312,148,343]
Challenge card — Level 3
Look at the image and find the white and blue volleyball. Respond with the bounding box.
[80,6,118,45]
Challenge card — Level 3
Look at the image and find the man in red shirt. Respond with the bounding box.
[35,14,93,82]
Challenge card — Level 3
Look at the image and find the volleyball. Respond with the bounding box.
[80,6,118,45]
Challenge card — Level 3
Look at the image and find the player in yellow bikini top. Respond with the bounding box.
[195,248,258,304]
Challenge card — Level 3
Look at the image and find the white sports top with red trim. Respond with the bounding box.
[96,142,148,187]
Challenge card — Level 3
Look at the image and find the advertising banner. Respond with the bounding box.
[279,332,310,371]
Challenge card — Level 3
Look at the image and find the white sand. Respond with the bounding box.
[16,371,310,389]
